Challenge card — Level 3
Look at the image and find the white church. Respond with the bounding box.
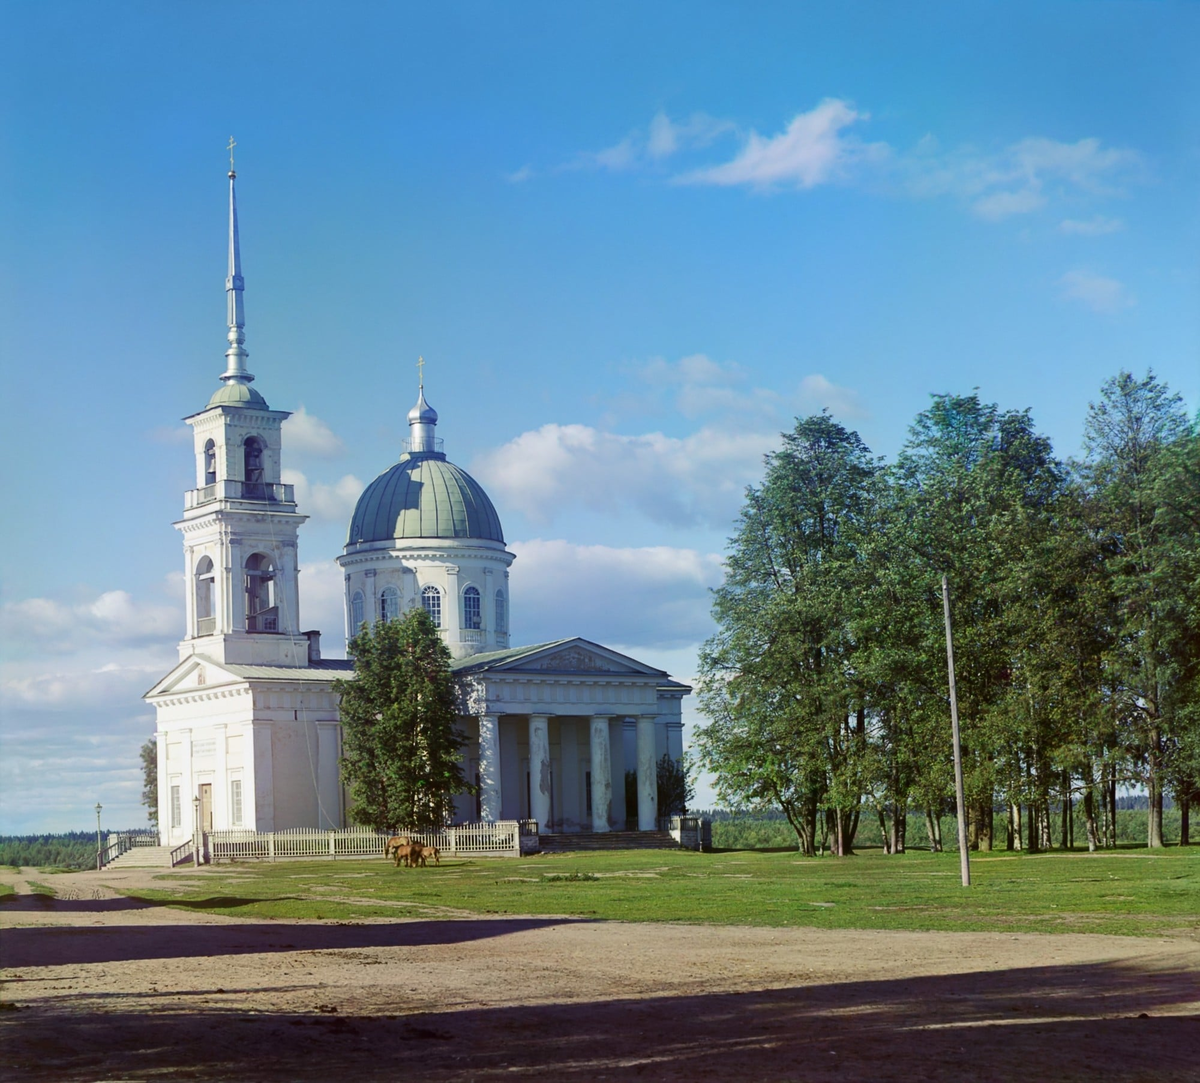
[145,166,689,847]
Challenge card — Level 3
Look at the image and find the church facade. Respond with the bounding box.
[145,167,688,846]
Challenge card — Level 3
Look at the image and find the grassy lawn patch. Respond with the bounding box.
[117,847,1200,937]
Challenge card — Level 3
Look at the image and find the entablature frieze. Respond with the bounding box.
[337,544,513,569]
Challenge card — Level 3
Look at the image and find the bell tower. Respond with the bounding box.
[176,157,310,666]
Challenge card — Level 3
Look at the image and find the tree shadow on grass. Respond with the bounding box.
[1,958,1197,1082]
[0,916,582,968]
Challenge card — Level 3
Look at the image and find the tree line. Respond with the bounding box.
[695,372,1199,856]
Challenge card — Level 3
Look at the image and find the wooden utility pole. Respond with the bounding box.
[941,575,971,887]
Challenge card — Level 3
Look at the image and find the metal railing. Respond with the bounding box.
[96,830,159,869]
[246,608,279,632]
[185,481,295,509]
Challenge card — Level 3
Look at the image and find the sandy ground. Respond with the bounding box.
[1,864,1197,1082]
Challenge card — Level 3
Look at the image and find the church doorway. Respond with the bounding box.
[198,784,213,832]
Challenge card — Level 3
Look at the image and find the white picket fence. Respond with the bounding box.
[207,820,538,862]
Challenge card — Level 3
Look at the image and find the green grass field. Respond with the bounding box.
[109,846,1199,938]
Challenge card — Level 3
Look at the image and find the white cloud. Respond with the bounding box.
[1059,215,1125,236]
[0,590,181,654]
[283,405,346,458]
[473,423,773,530]
[798,374,868,419]
[147,424,192,445]
[571,101,1144,225]
[510,539,722,649]
[679,99,884,190]
[571,136,640,173]
[566,110,736,174]
[646,111,735,160]
[297,559,350,655]
[972,188,1048,220]
[1,659,168,709]
[506,164,535,184]
[637,354,783,420]
[1059,270,1134,313]
[903,134,1144,221]
[283,469,364,522]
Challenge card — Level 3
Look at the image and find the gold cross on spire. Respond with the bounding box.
[417,355,425,390]
[227,136,237,172]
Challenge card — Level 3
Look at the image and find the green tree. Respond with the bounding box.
[335,608,471,832]
[1080,371,1190,847]
[891,394,1066,851]
[140,737,158,829]
[657,753,694,817]
[696,414,879,855]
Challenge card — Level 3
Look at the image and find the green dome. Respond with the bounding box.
[208,380,269,410]
[347,452,504,545]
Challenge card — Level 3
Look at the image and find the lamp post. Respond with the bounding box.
[95,802,103,871]
[192,794,201,866]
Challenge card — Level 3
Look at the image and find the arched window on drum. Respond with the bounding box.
[422,585,442,628]
[463,586,481,630]
[351,590,365,632]
[379,586,400,623]
[495,590,507,635]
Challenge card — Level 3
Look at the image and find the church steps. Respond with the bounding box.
[538,831,678,852]
[104,846,180,869]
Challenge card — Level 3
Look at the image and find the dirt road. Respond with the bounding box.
[2,865,1197,1081]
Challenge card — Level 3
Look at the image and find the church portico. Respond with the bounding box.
[453,639,689,833]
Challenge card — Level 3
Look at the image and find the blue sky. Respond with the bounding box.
[2,2,1197,832]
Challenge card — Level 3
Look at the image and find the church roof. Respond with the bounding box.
[451,637,691,691]
[207,380,269,410]
[347,452,505,545]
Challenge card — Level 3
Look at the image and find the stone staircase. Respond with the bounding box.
[104,845,180,869]
[538,830,678,853]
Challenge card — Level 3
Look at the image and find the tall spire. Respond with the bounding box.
[220,138,254,385]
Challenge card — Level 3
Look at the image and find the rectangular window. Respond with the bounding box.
[230,779,243,826]
[585,771,592,815]
[170,785,182,828]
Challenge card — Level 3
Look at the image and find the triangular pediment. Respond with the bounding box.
[488,638,667,678]
[144,655,242,699]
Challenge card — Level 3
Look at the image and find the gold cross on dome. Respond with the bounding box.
[417,355,425,389]
[227,136,237,171]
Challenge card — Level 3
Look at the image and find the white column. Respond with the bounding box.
[478,713,502,822]
[317,720,341,829]
[636,714,658,831]
[590,715,612,832]
[529,715,552,831]
[155,731,168,844]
